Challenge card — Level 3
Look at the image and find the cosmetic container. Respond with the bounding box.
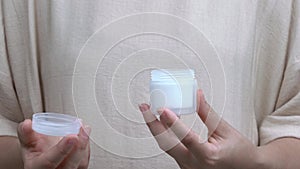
[150,69,198,115]
[32,112,81,136]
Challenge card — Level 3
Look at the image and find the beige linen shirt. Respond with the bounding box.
[0,0,299,168]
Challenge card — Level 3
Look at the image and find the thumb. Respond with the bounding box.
[17,119,38,147]
[197,90,232,137]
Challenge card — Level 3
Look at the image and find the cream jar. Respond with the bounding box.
[150,69,198,115]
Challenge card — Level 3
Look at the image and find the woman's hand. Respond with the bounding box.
[139,90,263,169]
[17,119,91,169]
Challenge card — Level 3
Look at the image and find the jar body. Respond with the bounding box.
[150,69,198,115]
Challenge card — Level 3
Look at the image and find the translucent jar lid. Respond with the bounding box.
[151,69,195,82]
[32,112,81,136]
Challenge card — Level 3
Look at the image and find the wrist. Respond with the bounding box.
[242,145,270,169]
[255,145,283,169]
[232,143,269,169]
[254,146,270,169]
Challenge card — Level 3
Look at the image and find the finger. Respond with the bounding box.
[78,125,91,151]
[60,126,91,169]
[78,126,92,169]
[197,89,231,137]
[17,119,38,147]
[140,103,180,151]
[34,136,78,169]
[78,139,90,169]
[159,108,212,158]
[167,143,200,168]
[139,104,194,164]
[139,104,167,135]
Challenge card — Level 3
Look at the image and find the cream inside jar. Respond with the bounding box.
[150,69,198,115]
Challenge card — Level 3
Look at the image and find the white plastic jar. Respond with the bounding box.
[150,69,198,115]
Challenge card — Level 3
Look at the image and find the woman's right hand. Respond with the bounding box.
[17,119,91,169]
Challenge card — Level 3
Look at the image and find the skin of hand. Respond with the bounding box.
[0,136,24,168]
[17,119,91,169]
[139,89,264,169]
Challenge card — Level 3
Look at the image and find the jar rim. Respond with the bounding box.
[151,69,195,82]
[32,112,81,136]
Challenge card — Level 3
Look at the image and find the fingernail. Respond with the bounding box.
[157,108,164,115]
[21,123,25,133]
[83,126,91,140]
[139,104,149,113]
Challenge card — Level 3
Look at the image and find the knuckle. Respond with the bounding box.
[181,132,197,147]
[78,142,88,151]
[203,146,221,166]
[57,146,71,156]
